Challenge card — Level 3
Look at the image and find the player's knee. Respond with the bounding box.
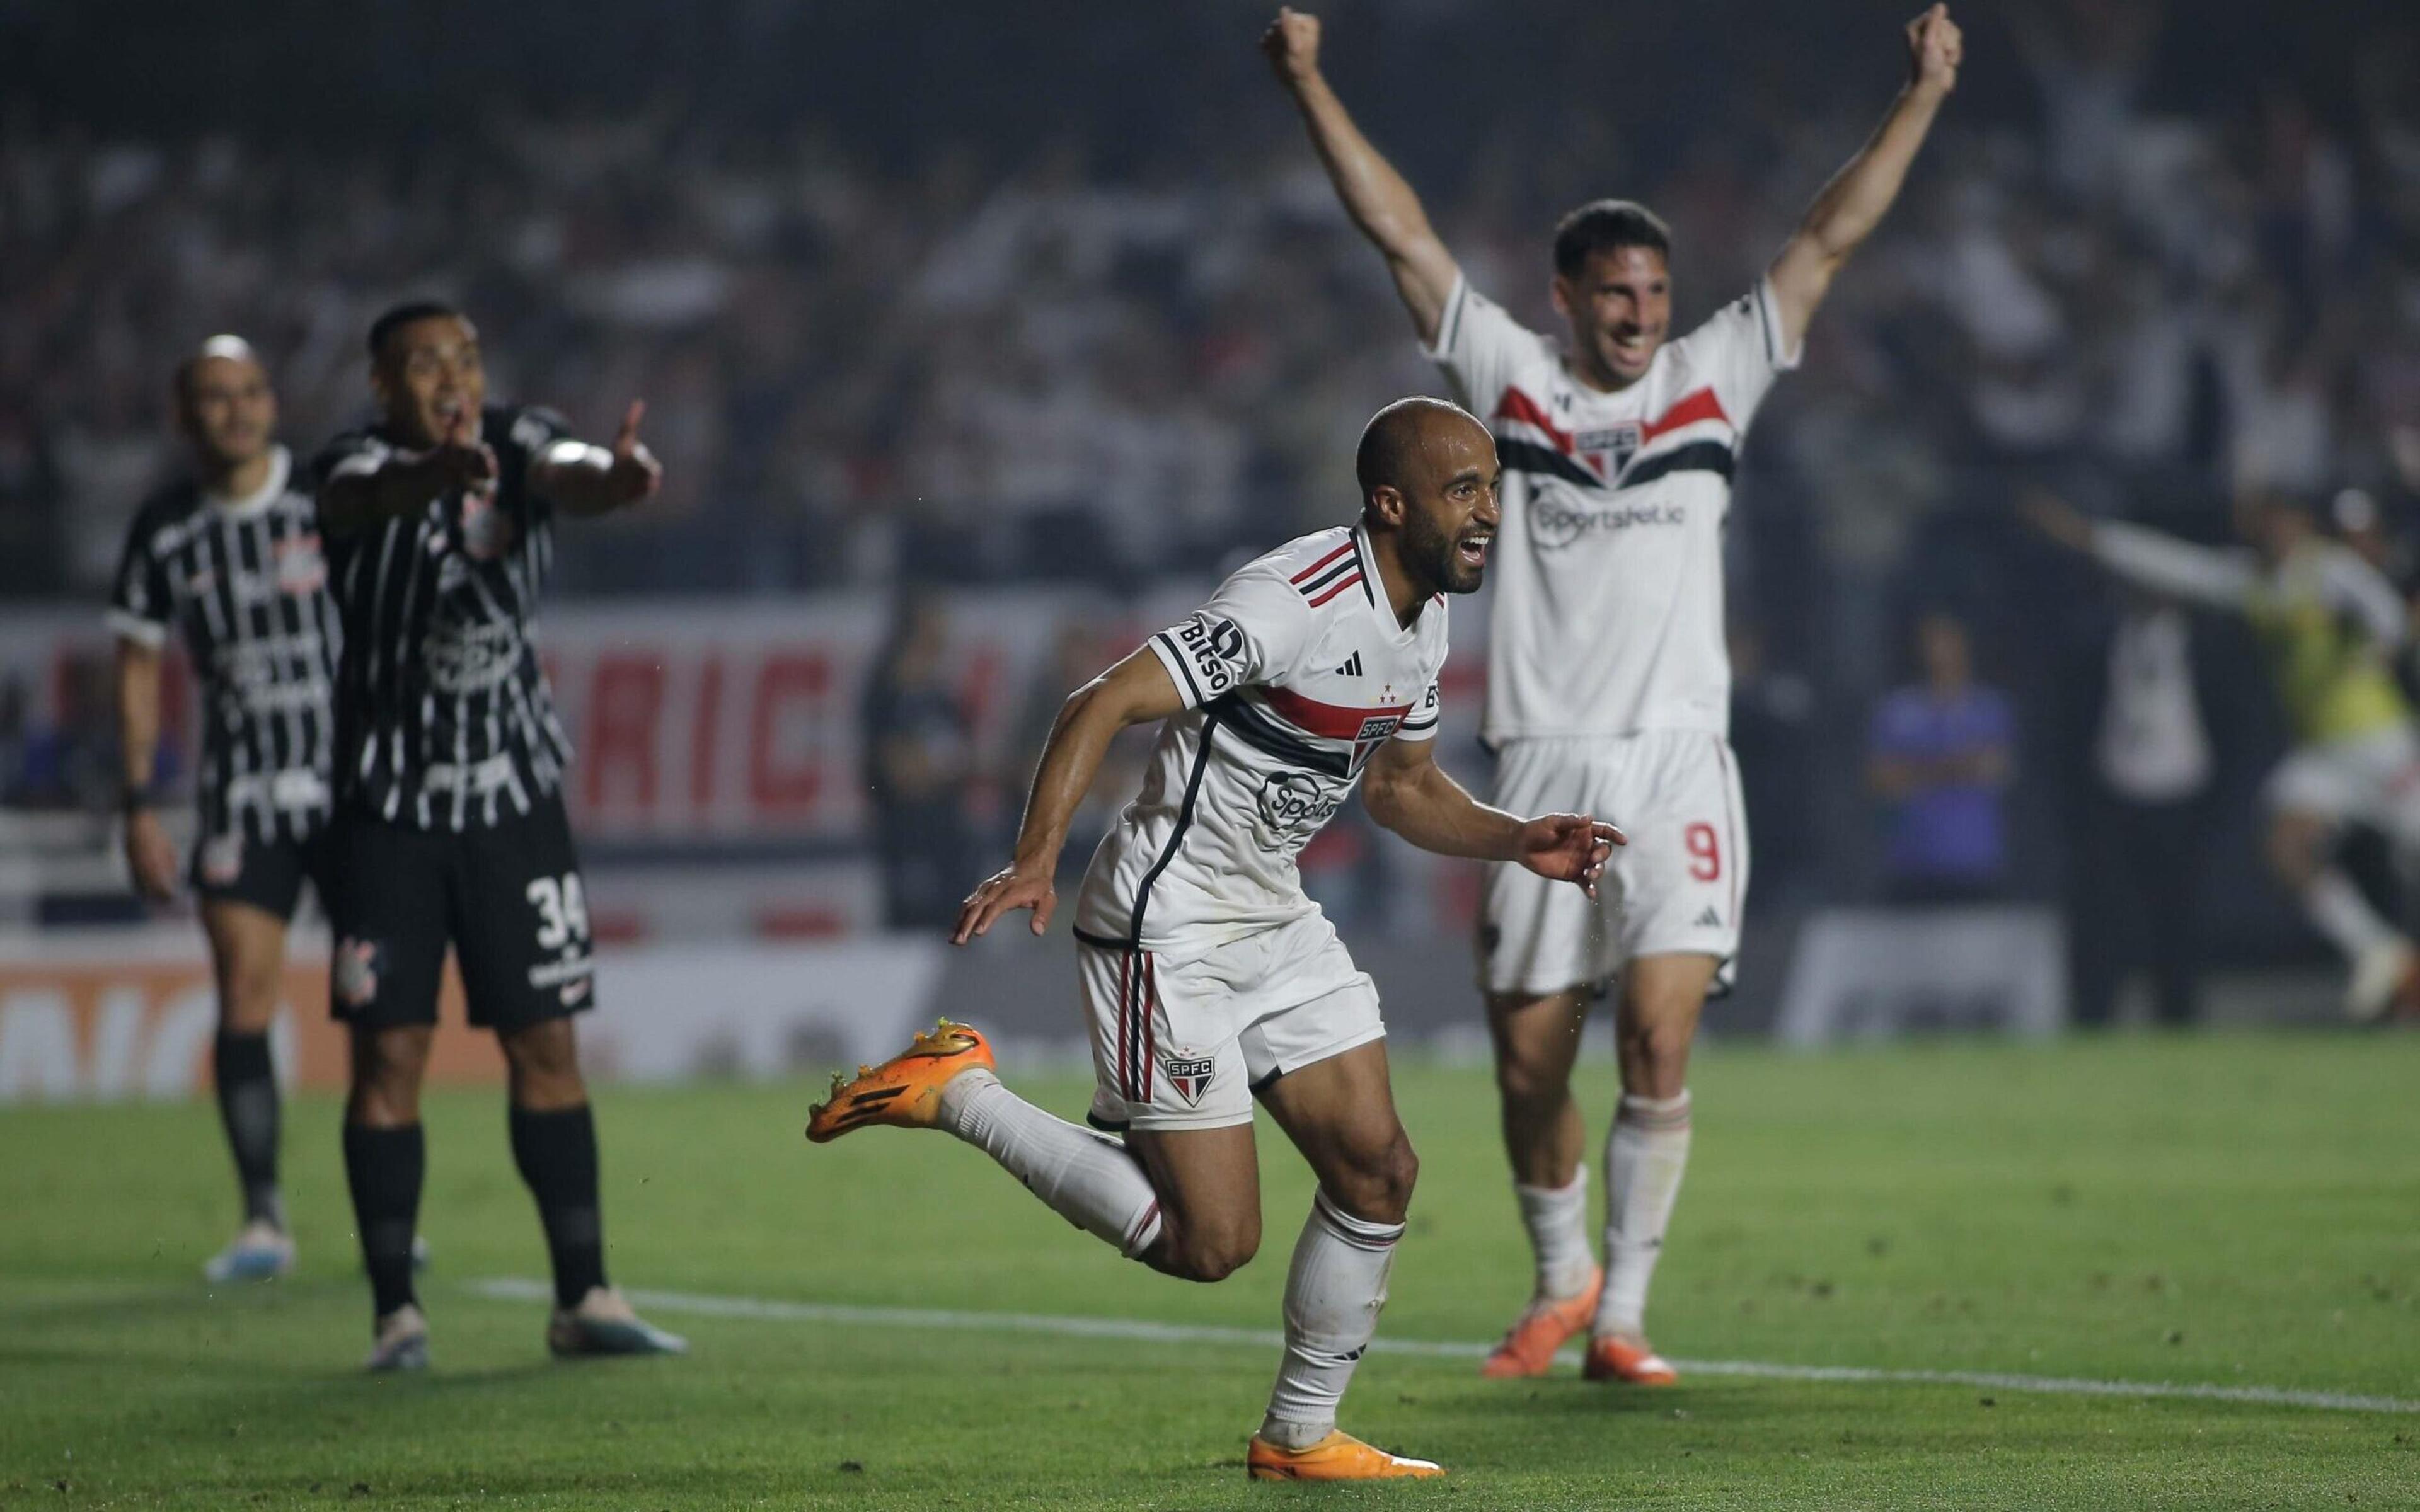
[217,961,282,1034]
[1327,1130,1419,1226]
[347,1028,430,1123]
[1166,1213,1260,1282]
[1493,1044,1571,1108]
[1618,1016,1693,1077]
[500,1018,585,1105]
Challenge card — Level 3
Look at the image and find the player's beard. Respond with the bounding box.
[1409,505,1485,595]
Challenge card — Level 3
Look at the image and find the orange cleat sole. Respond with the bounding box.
[1246,1430,1444,1481]
[805,1019,996,1144]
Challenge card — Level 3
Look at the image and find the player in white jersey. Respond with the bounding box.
[809,400,1620,1483]
[1265,3,1961,1382]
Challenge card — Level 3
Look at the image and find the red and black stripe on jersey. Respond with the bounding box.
[1289,534,1378,609]
[107,452,338,844]
[316,403,573,832]
[1491,384,1737,492]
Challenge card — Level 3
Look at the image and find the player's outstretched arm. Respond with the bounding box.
[319,406,498,535]
[112,636,179,902]
[2017,488,2256,612]
[1262,7,1461,344]
[952,648,1189,944]
[1767,3,1961,355]
[531,400,663,517]
[1360,737,1622,896]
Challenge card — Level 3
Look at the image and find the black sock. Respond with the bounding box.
[212,1031,283,1229]
[509,1104,606,1310]
[343,1123,425,1319]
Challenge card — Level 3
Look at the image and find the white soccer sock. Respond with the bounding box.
[1260,1190,1404,1449]
[1514,1164,1595,1300]
[936,1070,1163,1257]
[1595,1091,1692,1339]
[2303,869,2399,964]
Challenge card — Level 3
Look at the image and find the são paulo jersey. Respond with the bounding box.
[1074,524,1445,958]
[1427,275,1798,743]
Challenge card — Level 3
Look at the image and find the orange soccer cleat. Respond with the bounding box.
[1246,1430,1444,1482]
[805,1019,996,1144]
[1582,1332,1680,1385]
[1480,1269,1603,1378]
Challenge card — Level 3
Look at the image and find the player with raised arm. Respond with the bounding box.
[109,336,335,1284]
[313,302,685,1370]
[808,399,1621,1482]
[2024,489,2420,1021]
[1264,4,1961,1383]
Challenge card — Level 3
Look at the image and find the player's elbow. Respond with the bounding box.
[1056,679,1131,741]
[1359,767,1415,834]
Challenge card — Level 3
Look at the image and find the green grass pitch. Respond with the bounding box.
[2,1032,2416,1509]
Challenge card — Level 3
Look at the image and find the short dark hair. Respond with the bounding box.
[1552,199,1671,278]
[367,300,466,362]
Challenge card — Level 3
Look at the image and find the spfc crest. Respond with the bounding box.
[1163,1055,1216,1107]
[1574,422,1641,482]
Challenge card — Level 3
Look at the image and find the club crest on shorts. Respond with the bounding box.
[199,832,245,886]
[334,938,383,1009]
[1163,1055,1216,1108]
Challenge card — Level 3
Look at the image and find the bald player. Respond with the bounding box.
[808,399,1622,1482]
[109,336,339,1283]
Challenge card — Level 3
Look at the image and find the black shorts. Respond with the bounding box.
[325,796,597,1033]
[191,825,335,922]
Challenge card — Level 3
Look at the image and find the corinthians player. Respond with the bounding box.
[313,302,683,1368]
[1267,4,1960,1381]
[810,399,1621,1482]
[110,336,335,1284]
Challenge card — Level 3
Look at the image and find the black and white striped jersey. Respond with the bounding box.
[106,445,340,844]
[314,403,575,832]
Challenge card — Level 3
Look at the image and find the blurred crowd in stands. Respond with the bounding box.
[6,0,2420,987]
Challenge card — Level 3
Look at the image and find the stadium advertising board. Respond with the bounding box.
[0,931,948,1105]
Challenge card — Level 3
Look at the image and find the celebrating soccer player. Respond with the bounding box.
[108,336,335,1284]
[312,302,684,1370]
[2024,488,2420,1022]
[1265,4,1959,1382]
[809,399,1621,1482]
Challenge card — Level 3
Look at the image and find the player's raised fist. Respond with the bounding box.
[1906,3,1962,96]
[607,398,663,506]
[1261,8,1322,87]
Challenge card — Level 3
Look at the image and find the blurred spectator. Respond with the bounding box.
[2070,597,2218,1027]
[1867,612,2016,903]
[861,600,976,931]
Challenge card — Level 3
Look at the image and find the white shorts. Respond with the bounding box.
[1480,731,1749,998]
[2264,724,2420,845]
[1077,912,1385,1132]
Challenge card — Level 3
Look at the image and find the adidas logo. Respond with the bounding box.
[1334,652,1363,677]
[1695,907,1724,929]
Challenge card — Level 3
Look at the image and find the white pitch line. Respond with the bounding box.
[466,1278,2419,1416]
